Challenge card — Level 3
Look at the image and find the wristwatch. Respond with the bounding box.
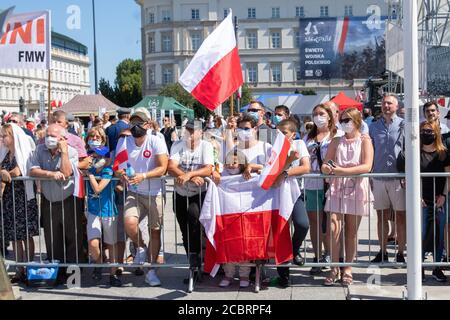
[282,170,289,179]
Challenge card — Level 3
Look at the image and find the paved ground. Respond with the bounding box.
[4,187,450,300]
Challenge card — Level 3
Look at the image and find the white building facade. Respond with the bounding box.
[0,32,91,114]
[136,0,390,98]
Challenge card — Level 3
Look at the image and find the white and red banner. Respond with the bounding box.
[200,175,300,277]
[0,9,51,69]
[72,164,85,199]
[179,9,243,111]
[259,130,291,190]
[113,137,128,171]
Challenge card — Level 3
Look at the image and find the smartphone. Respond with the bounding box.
[327,160,337,168]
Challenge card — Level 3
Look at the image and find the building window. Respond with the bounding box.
[320,6,329,17]
[147,34,155,53]
[149,12,155,24]
[271,64,281,82]
[148,66,155,86]
[248,8,256,19]
[295,30,300,48]
[224,9,229,19]
[191,32,202,51]
[345,5,353,16]
[271,7,280,19]
[247,64,258,83]
[295,65,301,81]
[162,33,172,52]
[162,9,171,21]
[270,31,281,49]
[296,6,305,18]
[191,9,200,20]
[247,31,257,49]
[162,65,173,84]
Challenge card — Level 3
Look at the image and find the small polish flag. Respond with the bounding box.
[113,137,128,171]
[179,9,243,111]
[72,164,85,198]
[258,130,291,190]
[237,86,242,99]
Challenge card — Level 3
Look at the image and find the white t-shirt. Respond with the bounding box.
[303,134,333,190]
[289,140,310,168]
[103,121,112,130]
[238,141,272,165]
[170,140,214,197]
[123,135,168,196]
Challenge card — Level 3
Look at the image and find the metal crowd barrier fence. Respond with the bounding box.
[1,173,449,293]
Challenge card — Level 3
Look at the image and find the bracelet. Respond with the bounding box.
[143,172,148,180]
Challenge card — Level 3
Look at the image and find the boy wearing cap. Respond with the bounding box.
[86,146,122,287]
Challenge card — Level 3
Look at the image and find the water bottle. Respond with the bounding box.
[126,164,137,192]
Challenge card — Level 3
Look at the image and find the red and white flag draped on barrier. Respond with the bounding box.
[72,163,85,199]
[0,8,51,69]
[178,9,243,111]
[258,130,291,190]
[200,175,300,277]
[113,137,128,171]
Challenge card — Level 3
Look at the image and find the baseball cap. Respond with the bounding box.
[185,119,202,130]
[130,111,149,123]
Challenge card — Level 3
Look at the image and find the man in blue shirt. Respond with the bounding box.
[106,107,131,156]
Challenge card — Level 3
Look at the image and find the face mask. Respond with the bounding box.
[341,122,355,134]
[421,133,436,146]
[88,140,102,149]
[248,112,260,123]
[273,115,283,126]
[237,129,253,142]
[314,115,328,128]
[130,124,147,138]
[45,136,58,150]
[226,167,241,175]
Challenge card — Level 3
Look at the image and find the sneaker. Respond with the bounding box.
[322,255,331,270]
[371,251,388,263]
[396,252,406,264]
[145,269,161,287]
[219,278,232,287]
[293,253,305,266]
[134,247,147,265]
[310,258,322,275]
[240,280,250,288]
[432,268,447,282]
[109,274,122,287]
[92,267,103,281]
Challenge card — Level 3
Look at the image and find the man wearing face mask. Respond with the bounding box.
[246,100,275,144]
[29,124,86,284]
[115,111,169,287]
[168,120,214,279]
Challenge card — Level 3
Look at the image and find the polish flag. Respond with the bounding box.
[179,9,243,111]
[200,176,300,277]
[72,164,85,198]
[113,137,128,171]
[333,16,350,55]
[258,130,291,190]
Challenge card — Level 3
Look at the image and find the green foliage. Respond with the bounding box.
[300,89,317,95]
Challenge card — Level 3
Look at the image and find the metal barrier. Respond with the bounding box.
[1,173,449,294]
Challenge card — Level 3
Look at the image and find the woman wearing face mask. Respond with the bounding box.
[321,108,374,287]
[419,121,450,282]
[302,104,336,275]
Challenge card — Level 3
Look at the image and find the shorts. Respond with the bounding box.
[372,179,406,212]
[305,189,325,212]
[87,213,122,245]
[124,192,164,230]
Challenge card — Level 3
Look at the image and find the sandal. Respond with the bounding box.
[341,273,353,287]
[323,268,340,286]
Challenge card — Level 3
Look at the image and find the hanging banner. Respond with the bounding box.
[299,16,386,80]
[0,9,51,69]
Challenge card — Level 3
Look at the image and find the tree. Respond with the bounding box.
[221,84,253,117]
[300,89,317,95]
[114,59,143,107]
[98,78,116,103]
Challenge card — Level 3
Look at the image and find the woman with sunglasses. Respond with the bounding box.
[321,108,374,286]
[419,120,450,282]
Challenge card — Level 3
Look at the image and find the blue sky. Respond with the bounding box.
[1,0,142,93]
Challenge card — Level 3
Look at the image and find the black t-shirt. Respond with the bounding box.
[420,150,450,206]
[161,127,175,151]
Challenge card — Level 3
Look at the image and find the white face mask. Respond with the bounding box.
[341,122,355,134]
[45,136,58,150]
[237,129,253,142]
[226,167,241,175]
[313,115,329,128]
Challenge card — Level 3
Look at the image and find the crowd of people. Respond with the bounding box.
[1,94,450,290]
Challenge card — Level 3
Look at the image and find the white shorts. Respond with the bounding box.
[87,213,122,245]
[372,179,406,212]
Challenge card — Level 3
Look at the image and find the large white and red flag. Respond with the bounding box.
[200,175,300,277]
[113,137,128,171]
[259,130,291,190]
[0,8,51,69]
[72,163,85,199]
[179,9,243,111]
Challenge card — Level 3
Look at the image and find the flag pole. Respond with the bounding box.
[47,69,51,121]
[233,14,239,116]
[404,0,422,300]
[92,0,99,94]
[47,10,52,122]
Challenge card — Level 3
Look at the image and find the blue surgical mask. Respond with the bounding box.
[88,140,102,149]
[273,115,283,126]
[248,112,259,123]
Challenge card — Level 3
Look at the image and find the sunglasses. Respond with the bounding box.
[238,127,252,131]
[8,120,18,124]
[339,118,352,124]
[247,109,261,113]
